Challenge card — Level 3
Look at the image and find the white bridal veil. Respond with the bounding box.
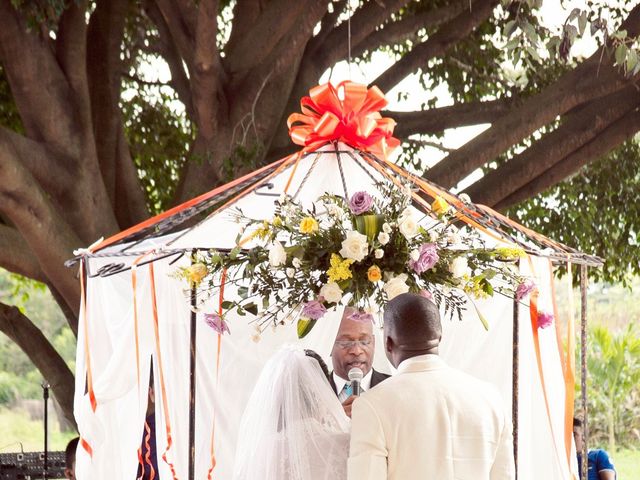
[232,346,350,480]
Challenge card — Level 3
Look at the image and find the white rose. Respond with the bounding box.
[326,203,344,217]
[286,268,295,278]
[410,249,420,261]
[450,256,470,278]
[292,257,301,268]
[446,227,463,246]
[429,230,439,242]
[378,231,390,245]
[320,281,343,304]
[382,222,392,234]
[398,208,419,239]
[268,241,287,267]
[384,274,410,300]
[339,230,369,262]
[374,248,384,259]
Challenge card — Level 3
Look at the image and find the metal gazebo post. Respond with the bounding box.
[512,294,520,479]
[580,264,588,480]
[188,250,197,480]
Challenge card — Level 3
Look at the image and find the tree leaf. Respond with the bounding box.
[615,44,628,67]
[625,49,638,74]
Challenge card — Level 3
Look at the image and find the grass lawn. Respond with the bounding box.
[0,407,76,452]
[612,448,640,479]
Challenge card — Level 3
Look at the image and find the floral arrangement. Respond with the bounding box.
[180,179,527,338]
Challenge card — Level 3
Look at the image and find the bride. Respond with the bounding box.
[233,346,350,480]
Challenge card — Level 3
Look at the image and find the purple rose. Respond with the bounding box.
[347,310,374,324]
[204,313,230,335]
[537,311,554,329]
[409,243,439,274]
[302,300,327,320]
[348,191,374,215]
[515,280,536,301]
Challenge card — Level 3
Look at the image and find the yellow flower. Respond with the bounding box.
[431,196,450,215]
[494,246,526,259]
[367,265,382,282]
[299,217,319,234]
[327,254,353,282]
[184,263,208,285]
[272,216,283,227]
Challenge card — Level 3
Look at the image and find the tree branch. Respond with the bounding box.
[192,0,225,142]
[311,0,347,49]
[0,301,76,428]
[0,1,81,156]
[86,0,130,205]
[153,0,195,72]
[55,0,92,132]
[388,97,517,138]
[0,139,82,314]
[225,0,265,56]
[307,0,411,69]
[0,225,45,282]
[351,2,467,59]
[0,126,72,197]
[425,3,640,188]
[372,0,498,93]
[464,87,640,206]
[494,109,640,210]
[224,0,314,76]
[144,2,195,119]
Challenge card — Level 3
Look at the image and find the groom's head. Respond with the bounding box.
[330,307,375,380]
[383,293,441,368]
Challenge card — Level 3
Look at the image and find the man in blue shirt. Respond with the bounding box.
[573,418,616,480]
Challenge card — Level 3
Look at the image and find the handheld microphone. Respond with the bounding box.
[348,367,364,396]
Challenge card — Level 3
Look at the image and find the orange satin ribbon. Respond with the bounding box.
[287,81,400,161]
[79,261,96,458]
[149,263,179,479]
[207,268,227,479]
[527,258,566,474]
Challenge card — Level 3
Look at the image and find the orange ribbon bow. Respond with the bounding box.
[287,81,400,160]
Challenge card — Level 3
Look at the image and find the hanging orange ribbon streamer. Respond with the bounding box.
[149,263,179,480]
[206,268,227,479]
[79,261,96,458]
[287,81,400,161]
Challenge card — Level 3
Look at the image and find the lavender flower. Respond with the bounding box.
[515,280,536,301]
[347,310,374,324]
[348,191,374,215]
[302,300,327,320]
[408,243,439,274]
[537,311,554,329]
[204,313,230,335]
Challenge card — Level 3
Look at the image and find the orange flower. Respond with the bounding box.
[367,265,382,282]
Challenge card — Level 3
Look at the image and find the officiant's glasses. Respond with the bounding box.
[334,338,373,350]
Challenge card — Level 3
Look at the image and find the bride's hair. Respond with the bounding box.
[304,349,330,382]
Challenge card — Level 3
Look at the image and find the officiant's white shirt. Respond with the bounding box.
[347,354,515,480]
[333,370,373,400]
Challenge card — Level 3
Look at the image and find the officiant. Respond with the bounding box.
[329,307,390,417]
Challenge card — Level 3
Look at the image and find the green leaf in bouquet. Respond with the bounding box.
[244,302,258,316]
[237,286,249,298]
[297,317,317,338]
[354,214,383,242]
[467,295,490,331]
[229,246,241,260]
[221,300,235,310]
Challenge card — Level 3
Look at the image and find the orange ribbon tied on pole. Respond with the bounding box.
[287,81,400,160]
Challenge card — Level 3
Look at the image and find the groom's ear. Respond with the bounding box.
[385,335,393,354]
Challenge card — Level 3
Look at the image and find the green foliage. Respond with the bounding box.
[121,81,194,215]
[580,324,640,451]
[0,67,23,133]
[0,270,73,404]
[510,140,640,285]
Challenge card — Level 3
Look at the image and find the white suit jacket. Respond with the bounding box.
[348,354,515,480]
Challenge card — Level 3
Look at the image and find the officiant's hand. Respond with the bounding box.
[342,395,357,418]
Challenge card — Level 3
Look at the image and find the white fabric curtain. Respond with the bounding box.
[75,254,577,480]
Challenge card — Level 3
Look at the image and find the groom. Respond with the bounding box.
[348,293,515,480]
[329,307,389,417]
